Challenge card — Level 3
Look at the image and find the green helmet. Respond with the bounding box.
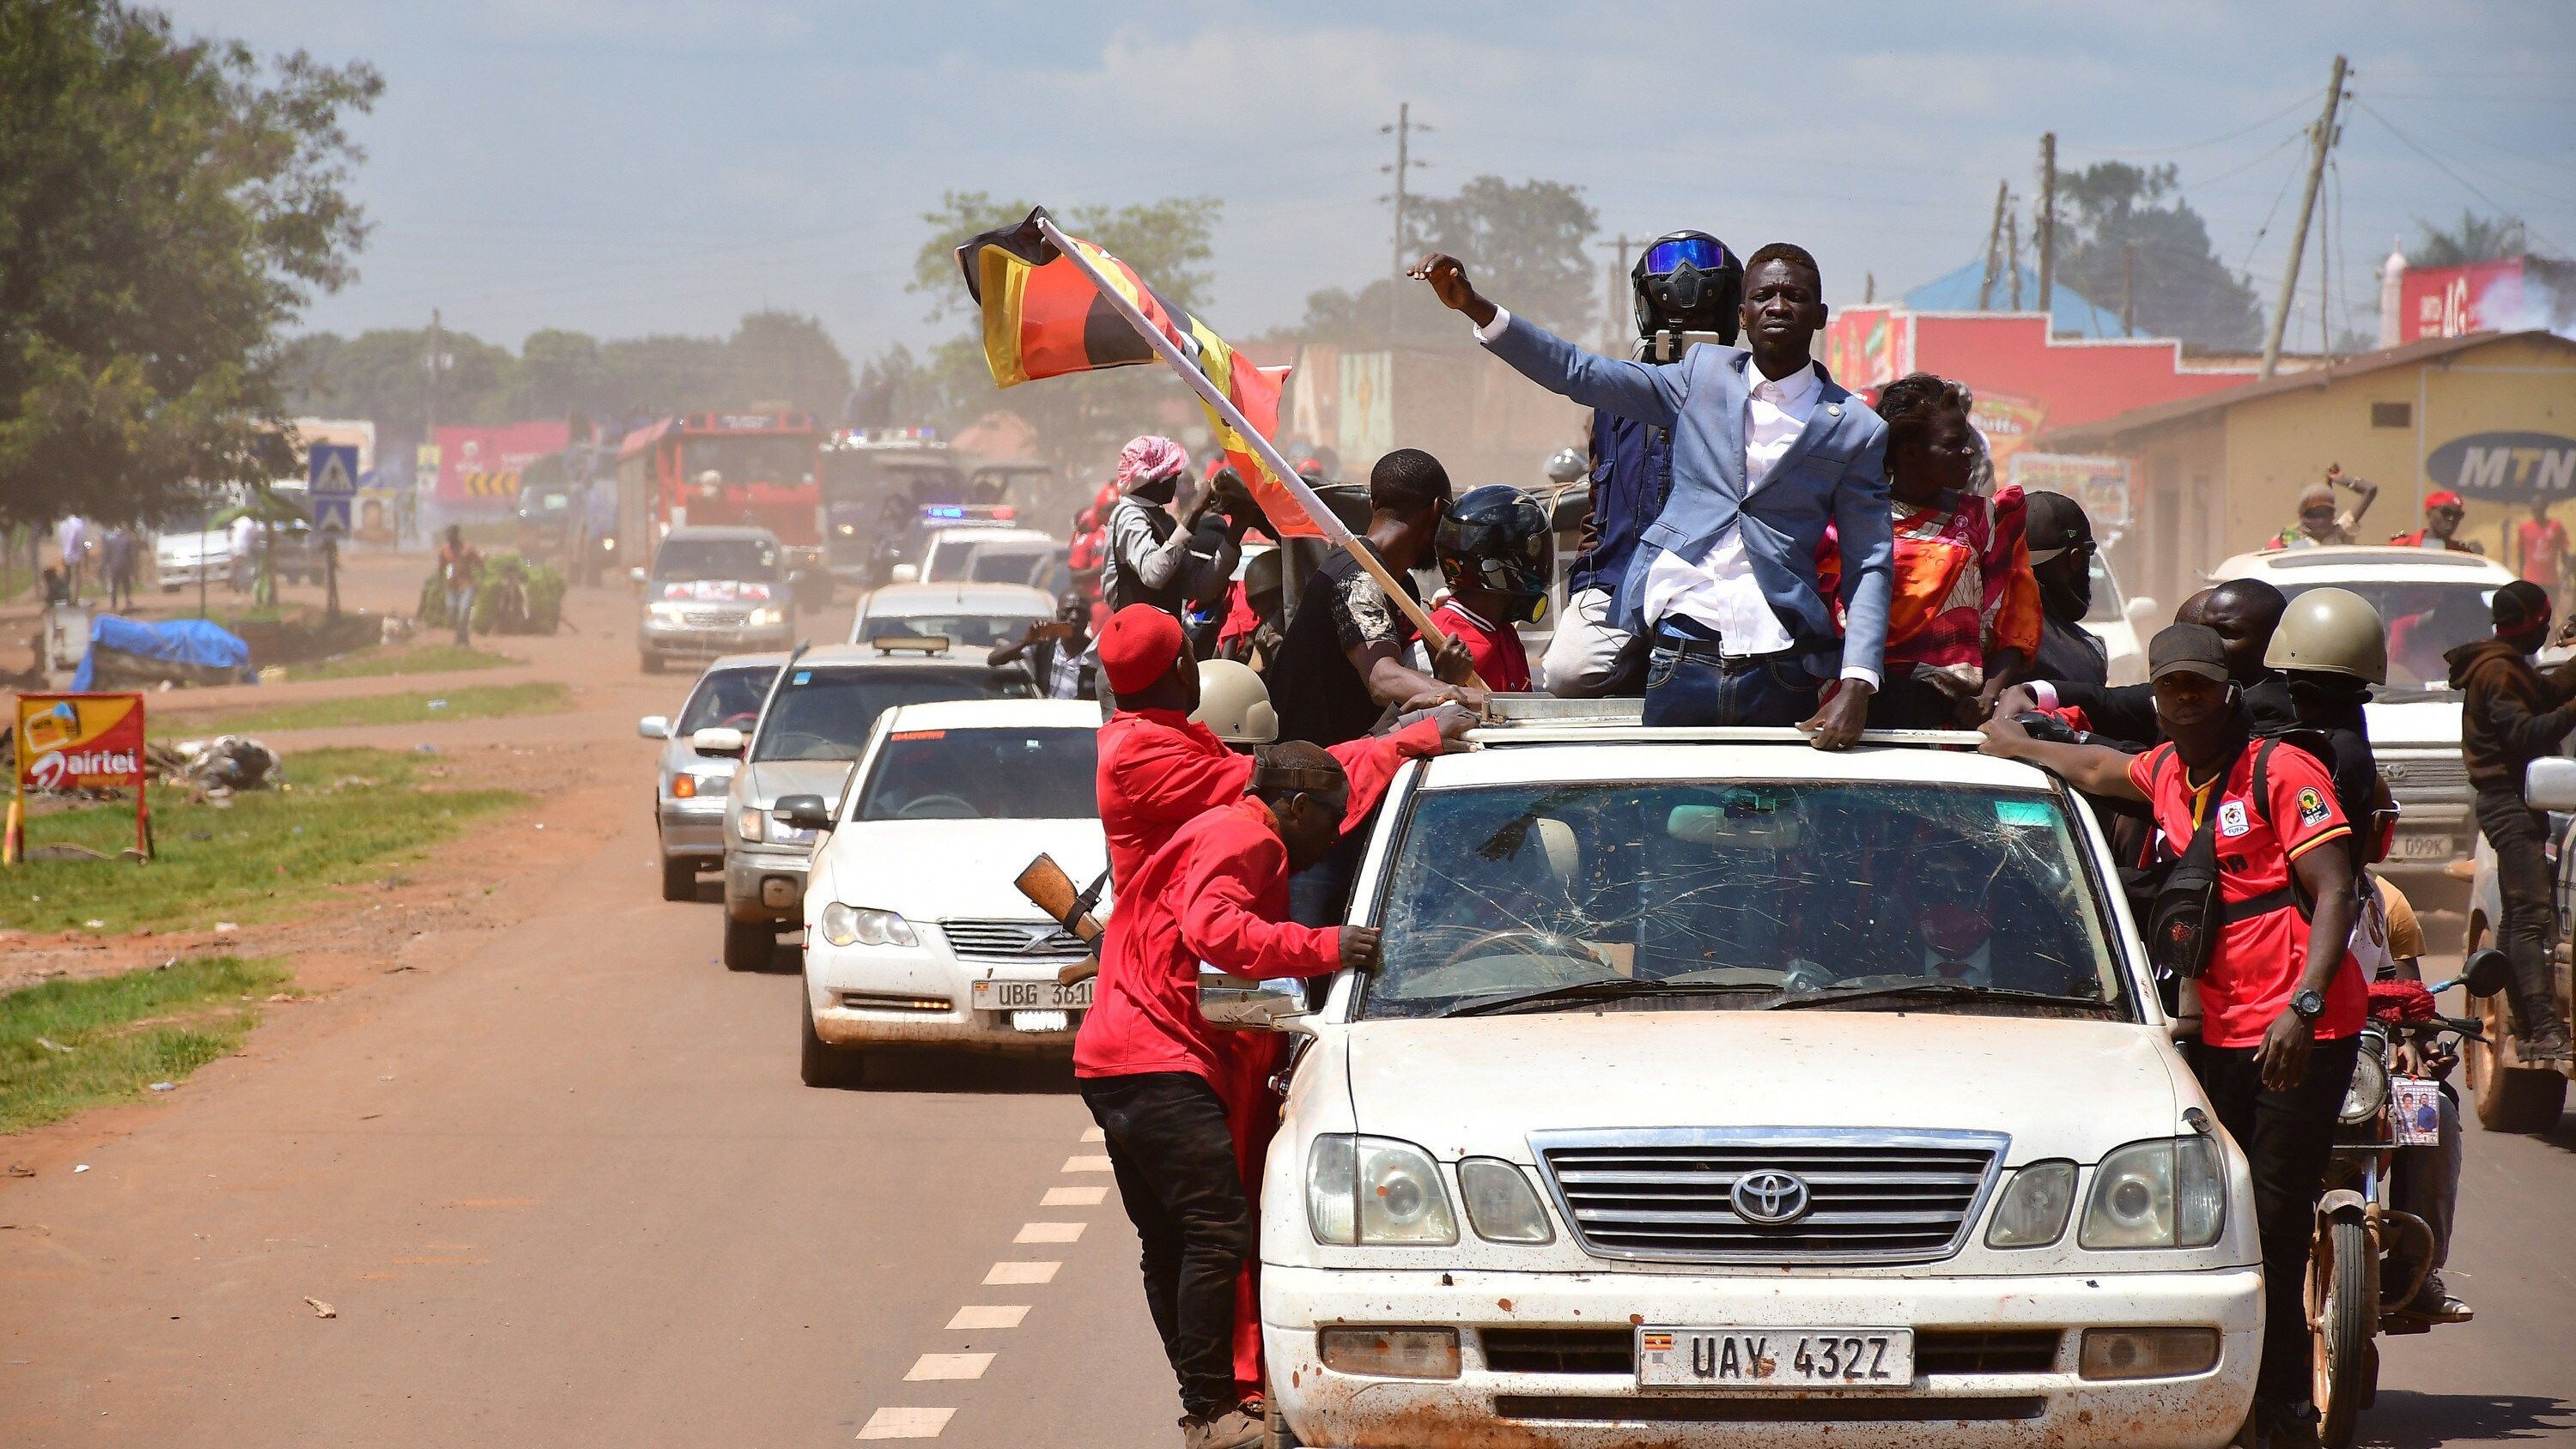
[2264,586,2387,684]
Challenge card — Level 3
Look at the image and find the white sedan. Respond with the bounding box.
[793,698,1106,1086]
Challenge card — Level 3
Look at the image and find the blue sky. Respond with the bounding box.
[167,1,2576,361]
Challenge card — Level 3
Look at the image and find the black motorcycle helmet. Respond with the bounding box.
[1434,485,1556,624]
[1631,230,1742,343]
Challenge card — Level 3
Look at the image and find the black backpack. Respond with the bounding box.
[2124,735,2325,981]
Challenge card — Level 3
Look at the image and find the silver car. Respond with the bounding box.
[639,653,785,901]
[716,640,1036,971]
[635,525,796,673]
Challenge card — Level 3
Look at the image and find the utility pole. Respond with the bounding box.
[2262,54,2349,379]
[1380,104,1431,343]
[2122,246,2136,337]
[1606,233,1631,351]
[2036,132,2057,318]
[1978,180,2009,310]
[426,307,445,438]
[2008,209,2023,310]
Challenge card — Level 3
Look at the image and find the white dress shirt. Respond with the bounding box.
[1473,306,1875,687]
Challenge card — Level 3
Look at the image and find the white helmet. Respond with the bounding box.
[1190,658,1277,746]
[1545,448,1587,485]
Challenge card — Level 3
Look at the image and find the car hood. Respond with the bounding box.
[1341,1010,2184,1166]
[812,818,1110,919]
[2364,697,2461,748]
[733,758,854,809]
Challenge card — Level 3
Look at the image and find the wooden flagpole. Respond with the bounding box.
[1031,212,1481,688]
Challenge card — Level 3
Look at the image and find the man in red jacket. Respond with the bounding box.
[1089,604,1468,1406]
[1075,743,1378,1449]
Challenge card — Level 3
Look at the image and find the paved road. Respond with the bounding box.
[3,572,2572,1445]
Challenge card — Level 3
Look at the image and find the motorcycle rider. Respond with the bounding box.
[1536,230,1740,697]
[2444,580,2576,1064]
[1431,484,1556,694]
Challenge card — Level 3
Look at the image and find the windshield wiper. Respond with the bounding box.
[1762,980,2114,1012]
[1443,978,1771,1019]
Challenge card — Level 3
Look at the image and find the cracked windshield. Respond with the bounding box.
[1369,781,2131,1021]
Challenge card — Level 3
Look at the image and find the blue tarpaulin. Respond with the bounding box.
[72,615,252,691]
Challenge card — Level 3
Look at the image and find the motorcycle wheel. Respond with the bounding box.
[2311,1215,2375,1449]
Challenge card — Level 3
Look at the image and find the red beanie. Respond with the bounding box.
[1099,605,1184,696]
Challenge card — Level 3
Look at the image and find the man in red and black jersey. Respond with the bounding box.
[1982,621,2365,1444]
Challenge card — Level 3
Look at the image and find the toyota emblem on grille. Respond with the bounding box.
[1730,1170,1813,1226]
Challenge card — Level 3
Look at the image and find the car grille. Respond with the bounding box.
[1532,1130,2005,1264]
[1495,1396,2046,1425]
[680,609,744,628]
[2379,754,2468,797]
[1917,1328,2063,1375]
[939,919,1090,961]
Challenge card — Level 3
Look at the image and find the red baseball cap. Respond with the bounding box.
[1098,604,1185,696]
[2425,490,2465,510]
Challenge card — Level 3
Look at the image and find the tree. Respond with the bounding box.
[1407,176,1598,337]
[2055,162,2263,350]
[2409,211,2527,268]
[0,1,380,530]
[725,310,852,421]
[907,192,1230,479]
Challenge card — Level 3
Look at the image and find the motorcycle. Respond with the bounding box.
[2308,949,2507,1447]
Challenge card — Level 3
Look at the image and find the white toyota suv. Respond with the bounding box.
[1227,716,2261,1448]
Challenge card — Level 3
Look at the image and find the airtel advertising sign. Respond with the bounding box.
[6,692,153,862]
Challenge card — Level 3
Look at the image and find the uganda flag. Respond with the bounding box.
[957,208,1315,537]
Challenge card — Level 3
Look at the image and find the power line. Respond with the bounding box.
[2352,99,2576,209]
[2079,88,2326,159]
[2355,100,2574,253]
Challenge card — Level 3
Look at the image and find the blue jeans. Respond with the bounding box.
[1640,645,1820,727]
[446,585,476,645]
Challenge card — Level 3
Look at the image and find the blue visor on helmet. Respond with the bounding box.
[1643,236,1726,275]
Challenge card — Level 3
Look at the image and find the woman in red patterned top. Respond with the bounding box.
[1824,373,2040,729]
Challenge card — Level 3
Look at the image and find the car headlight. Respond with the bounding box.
[1457,1158,1553,1244]
[818,903,917,948]
[1306,1136,1457,1246]
[2079,1137,2225,1249]
[735,808,763,842]
[2339,1050,2390,1125]
[1985,1160,2079,1248]
[745,606,784,627]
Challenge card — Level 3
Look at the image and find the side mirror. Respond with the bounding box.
[890,563,920,585]
[2123,596,2160,633]
[774,793,834,833]
[637,715,670,740]
[2460,948,2512,999]
[1199,972,1309,1032]
[691,725,747,757]
[2527,756,2576,812]
[629,566,647,585]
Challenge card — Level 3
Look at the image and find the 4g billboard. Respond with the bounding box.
[4,692,152,863]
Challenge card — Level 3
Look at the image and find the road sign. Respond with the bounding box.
[310,443,359,535]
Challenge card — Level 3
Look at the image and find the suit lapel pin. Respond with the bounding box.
[1826,404,1843,418]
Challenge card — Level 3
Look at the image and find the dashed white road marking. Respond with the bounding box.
[857,1406,954,1440]
[983,1260,1060,1285]
[945,1305,1029,1331]
[1014,1221,1086,1245]
[906,1353,995,1382]
[1042,1184,1109,1207]
[1080,1125,1105,1143]
[1062,1155,1113,1173]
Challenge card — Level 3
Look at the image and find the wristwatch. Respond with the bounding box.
[2290,988,2326,1024]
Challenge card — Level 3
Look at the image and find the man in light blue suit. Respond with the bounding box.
[1415,244,1892,749]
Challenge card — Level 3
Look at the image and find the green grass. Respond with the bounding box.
[0,955,291,1135]
[3,748,526,935]
[284,643,518,682]
[164,681,569,734]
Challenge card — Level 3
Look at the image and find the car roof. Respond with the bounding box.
[927,526,1055,546]
[701,651,791,673]
[660,524,779,543]
[2213,545,2515,585]
[862,581,1055,612]
[1421,736,2062,793]
[878,698,1103,731]
[790,641,1005,668]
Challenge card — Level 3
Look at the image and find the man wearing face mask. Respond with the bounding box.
[1980,623,2365,1446]
[2021,492,2109,688]
[2444,580,2576,1064]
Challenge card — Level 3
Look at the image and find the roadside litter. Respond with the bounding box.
[303,1297,336,1319]
[150,736,282,800]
